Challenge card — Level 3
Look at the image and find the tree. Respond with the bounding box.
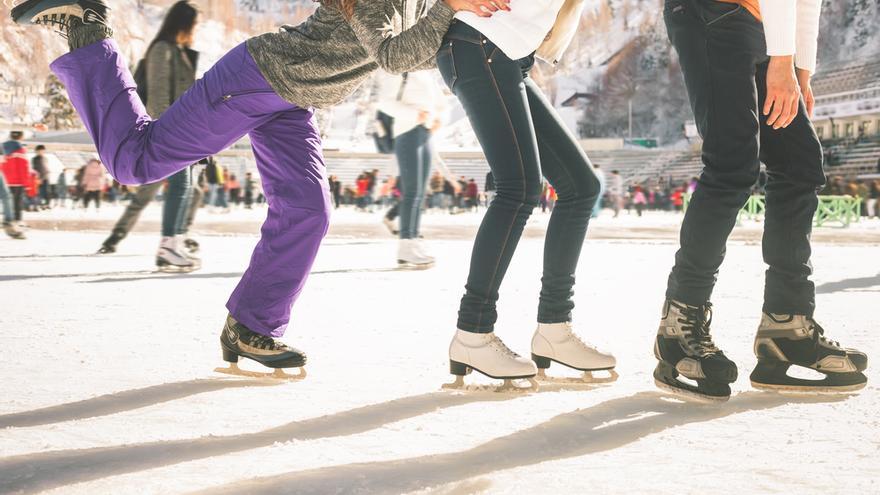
[42,74,78,130]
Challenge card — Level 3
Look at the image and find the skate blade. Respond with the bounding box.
[750,380,867,395]
[214,363,307,381]
[537,368,619,386]
[442,375,539,393]
[654,379,729,404]
[157,265,197,274]
[397,261,435,271]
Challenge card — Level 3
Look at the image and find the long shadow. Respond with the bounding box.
[0,270,155,282]
[0,385,581,493]
[0,379,278,428]
[0,254,141,260]
[816,273,880,294]
[83,267,402,284]
[194,391,849,495]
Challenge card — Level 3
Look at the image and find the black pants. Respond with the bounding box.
[664,0,825,316]
[9,186,25,221]
[438,21,600,332]
[83,190,101,209]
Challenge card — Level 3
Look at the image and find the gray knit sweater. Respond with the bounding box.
[246,0,455,109]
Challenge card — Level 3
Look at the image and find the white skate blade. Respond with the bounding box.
[654,379,729,404]
[157,264,196,274]
[397,260,434,271]
[750,380,866,395]
[214,363,307,381]
[537,368,619,385]
[441,375,539,393]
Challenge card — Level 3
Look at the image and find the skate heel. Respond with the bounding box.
[531,354,552,370]
[449,360,472,376]
[222,347,240,363]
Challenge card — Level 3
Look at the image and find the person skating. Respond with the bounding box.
[655,0,867,402]
[438,0,616,391]
[0,170,25,239]
[97,1,202,273]
[12,0,507,378]
[2,131,30,230]
[80,157,106,211]
[31,145,51,209]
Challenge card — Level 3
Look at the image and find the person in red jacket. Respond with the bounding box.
[2,131,31,222]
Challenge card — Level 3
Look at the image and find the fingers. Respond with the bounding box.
[765,91,800,129]
[804,90,815,117]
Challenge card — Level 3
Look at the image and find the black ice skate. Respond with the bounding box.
[750,313,867,393]
[11,0,109,34]
[215,315,307,380]
[654,300,738,403]
[97,232,121,254]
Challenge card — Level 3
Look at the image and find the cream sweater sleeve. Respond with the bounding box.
[758,0,822,73]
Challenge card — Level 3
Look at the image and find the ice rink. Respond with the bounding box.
[1,207,878,494]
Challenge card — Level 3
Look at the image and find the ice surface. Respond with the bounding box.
[0,208,877,494]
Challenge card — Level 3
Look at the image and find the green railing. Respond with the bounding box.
[683,194,861,227]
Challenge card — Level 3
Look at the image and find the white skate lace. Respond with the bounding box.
[809,320,840,348]
[489,334,520,359]
[561,322,602,353]
[248,333,289,351]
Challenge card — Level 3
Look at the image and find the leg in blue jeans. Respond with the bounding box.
[0,175,13,223]
[395,125,432,239]
[438,22,598,333]
[161,168,191,237]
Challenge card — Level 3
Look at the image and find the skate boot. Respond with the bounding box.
[414,239,436,264]
[97,232,121,254]
[183,237,200,254]
[383,216,399,235]
[531,322,618,384]
[3,222,26,240]
[215,315,307,380]
[397,239,434,269]
[11,0,109,33]
[156,236,198,273]
[654,300,738,403]
[750,313,867,393]
[444,330,538,392]
[175,234,202,265]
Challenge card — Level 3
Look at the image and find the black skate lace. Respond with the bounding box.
[809,320,840,348]
[34,12,76,36]
[678,302,720,356]
[249,333,287,351]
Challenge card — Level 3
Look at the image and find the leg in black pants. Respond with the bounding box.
[9,186,25,221]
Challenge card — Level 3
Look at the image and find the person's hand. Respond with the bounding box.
[430,119,442,133]
[796,67,814,117]
[417,110,429,125]
[444,0,510,17]
[764,55,800,130]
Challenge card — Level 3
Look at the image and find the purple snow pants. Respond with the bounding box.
[51,40,331,338]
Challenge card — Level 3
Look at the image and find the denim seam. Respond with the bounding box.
[472,51,528,332]
[705,4,742,26]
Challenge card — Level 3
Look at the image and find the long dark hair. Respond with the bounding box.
[151,1,199,46]
[317,0,356,18]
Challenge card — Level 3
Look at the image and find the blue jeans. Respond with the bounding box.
[162,168,192,236]
[0,175,13,223]
[395,125,433,239]
[438,21,601,332]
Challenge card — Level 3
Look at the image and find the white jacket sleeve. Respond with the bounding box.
[758,0,821,73]
[794,0,821,73]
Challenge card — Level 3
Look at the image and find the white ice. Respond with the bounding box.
[0,207,878,494]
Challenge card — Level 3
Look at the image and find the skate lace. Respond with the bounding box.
[34,12,76,36]
[678,302,719,356]
[489,334,520,359]
[809,320,840,348]
[249,333,288,351]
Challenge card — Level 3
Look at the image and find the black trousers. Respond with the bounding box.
[9,186,25,221]
[438,21,600,332]
[664,0,825,316]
